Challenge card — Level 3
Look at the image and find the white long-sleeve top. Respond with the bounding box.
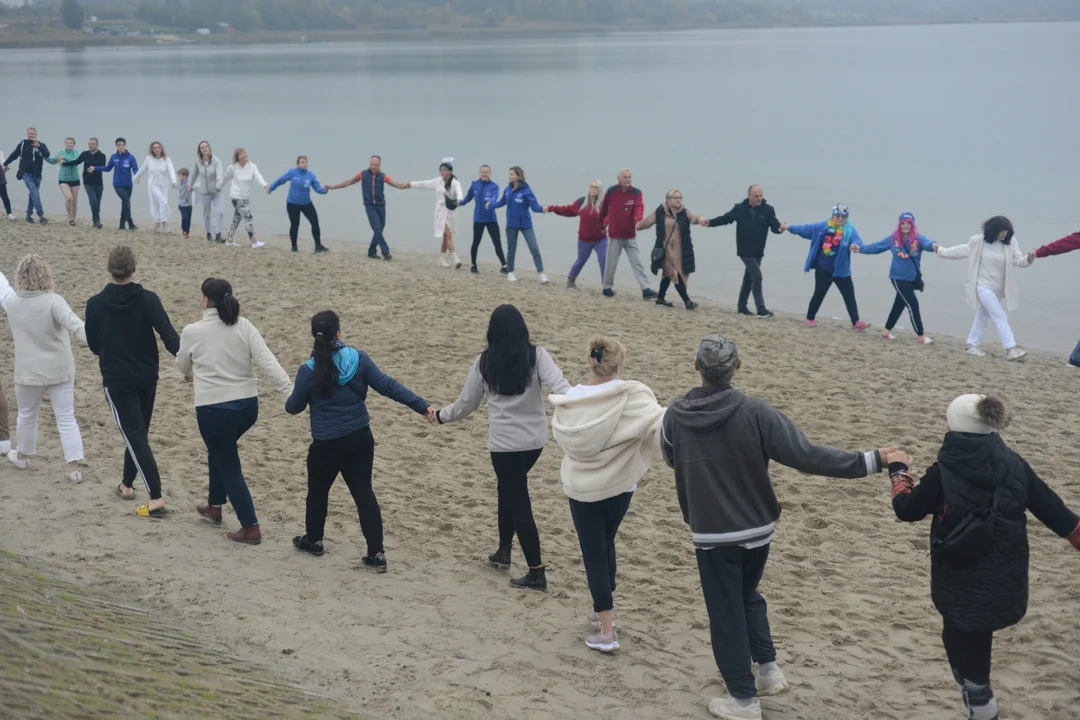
[410,176,464,237]
[936,234,1031,311]
[217,162,268,200]
[0,272,87,386]
[133,155,177,188]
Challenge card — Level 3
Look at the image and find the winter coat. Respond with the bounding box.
[935,234,1031,311]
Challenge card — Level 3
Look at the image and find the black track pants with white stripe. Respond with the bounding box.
[104,383,163,500]
[885,278,924,336]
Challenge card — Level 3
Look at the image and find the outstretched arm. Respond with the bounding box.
[410,178,441,190]
[760,403,886,478]
[327,174,360,191]
[889,461,943,522]
[436,359,485,425]
[935,239,974,259]
[706,205,738,228]
[1022,458,1080,549]
[857,236,894,255]
[363,354,430,415]
[786,221,824,240]
[1034,231,1080,259]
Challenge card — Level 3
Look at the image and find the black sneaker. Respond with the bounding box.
[128,224,137,231]
[383,254,392,261]
[38,217,49,225]
[291,246,298,253]
[470,265,480,274]
[510,566,547,591]
[488,546,511,568]
[215,233,225,244]
[499,266,508,274]
[656,297,674,307]
[757,309,775,319]
[207,233,213,242]
[314,245,330,254]
[25,217,34,224]
[94,223,103,229]
[362,552,387,573]
[642,288,658,300]
[292,535,325,557]
[738,307,754,316]
[685,301,699,311]
[367,253,379,260]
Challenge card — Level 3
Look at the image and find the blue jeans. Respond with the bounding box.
[506,226,544,273]
[22,174,43,219]
[1070,340,1080,368]
[114,185,133,228]
[84,184,102,226]
[196,398,260,527]
[365,204,388,257]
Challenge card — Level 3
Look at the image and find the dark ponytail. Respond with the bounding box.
[311,310,341,397]
[201,277,240,326]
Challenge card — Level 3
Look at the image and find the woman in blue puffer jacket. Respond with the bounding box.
[787,204,868,330]
[286,310,436,571]
[851,211,940,344]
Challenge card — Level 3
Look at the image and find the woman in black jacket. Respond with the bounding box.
[887,394,1080,720]
[636,189,701,310]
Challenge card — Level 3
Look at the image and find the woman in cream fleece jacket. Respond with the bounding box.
[550,335,664,653]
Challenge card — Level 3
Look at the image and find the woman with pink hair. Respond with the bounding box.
[851,212,939,344]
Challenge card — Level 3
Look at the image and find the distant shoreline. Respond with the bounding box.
[0,18,1076,50]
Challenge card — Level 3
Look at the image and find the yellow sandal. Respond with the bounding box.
[136,504,169,519]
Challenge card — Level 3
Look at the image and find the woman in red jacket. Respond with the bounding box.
[547,180,608,289]
[1029,230,1080,368]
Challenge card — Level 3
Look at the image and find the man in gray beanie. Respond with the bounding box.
[662,333,898,720]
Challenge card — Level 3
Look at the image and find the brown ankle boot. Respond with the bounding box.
[227,525,261,545]
[197,503,222,526]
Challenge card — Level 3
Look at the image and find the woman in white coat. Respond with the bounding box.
[190,141,226,243]
[133,141,177,234]
[549,335,664,653]
[216,148,268,249]
[935,215,1033,360]
[408,158,464,269]
[0,255,87,482]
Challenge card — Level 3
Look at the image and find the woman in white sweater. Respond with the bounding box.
[0,255,87,482]
[436,304,570,591]
[408,158,465,269]
[132,141,177,234]
[935,216,1033,360]
[550,335,664,653]
[216,148,268,249]
[176,278,292,545]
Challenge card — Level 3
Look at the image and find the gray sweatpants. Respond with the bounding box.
[602,237,652,292]
[199,191,225,235]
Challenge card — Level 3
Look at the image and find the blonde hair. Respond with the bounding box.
[583,179,604,214]
[14,254,54,292]
[665,188,682,200]
[587,334,625,378]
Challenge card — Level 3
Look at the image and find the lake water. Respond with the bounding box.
[4,22,1079,353]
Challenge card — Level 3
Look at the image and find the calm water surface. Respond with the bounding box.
[3,23,1079,352]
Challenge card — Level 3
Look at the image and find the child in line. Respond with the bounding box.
[887,394,1080,720]
[177,168,193,238]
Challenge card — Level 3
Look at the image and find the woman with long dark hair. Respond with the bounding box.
[267,155,329,253]
[407,158,465,269]
[177,278,293,545]
[935,216,1033,360]
[436,304,570,590]
[286,310,435,570]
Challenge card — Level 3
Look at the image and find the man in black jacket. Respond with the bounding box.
[701,185,786,318]
[2,127,50,224]
[62,137,107,229]
[85,247,180,518]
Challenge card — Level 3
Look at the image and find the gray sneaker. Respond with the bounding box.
[585,629,619,653]
[587,611,616,629]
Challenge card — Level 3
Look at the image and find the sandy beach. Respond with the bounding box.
[0,218,1076,720]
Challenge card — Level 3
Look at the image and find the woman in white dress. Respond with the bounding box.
[407,158,464,269]
[132,141,177,234]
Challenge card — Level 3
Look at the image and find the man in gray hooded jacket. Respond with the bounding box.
[661,333,898,720]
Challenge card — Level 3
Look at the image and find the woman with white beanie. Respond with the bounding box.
[934,216,1033,360]
[406,158,464,269]
[550,335,665,653]
[0,255,87,482]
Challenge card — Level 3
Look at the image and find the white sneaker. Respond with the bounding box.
[452,252,463,269]
[919,336,934,345]
[707,696,762,720]
[8,449,29,470]
[585,629,619,653]
[0,440,9,454]
[507,272,518,283]
[755,664,790,696]
[1006,347,1028,361]
[538,273,550,284]
[250,241,265,249]
[7,213,15,221]
[966,345,987,357]
[438,252,450,268]
[66,469,83,484]
[883,331,896,341]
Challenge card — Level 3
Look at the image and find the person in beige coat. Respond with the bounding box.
[550,335,664,653]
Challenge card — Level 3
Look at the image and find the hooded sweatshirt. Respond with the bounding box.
[662,385,882,549]
[285,346,430,441]
[550,379,665,502]
[85,283,180,388]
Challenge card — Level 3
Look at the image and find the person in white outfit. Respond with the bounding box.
[935,216,1033,360]
[0,255,87,482]
[407,158,464,269]
[216,148,268,249]
[189,141,226,243]
[549,335,664,654]
[132,141,177,234]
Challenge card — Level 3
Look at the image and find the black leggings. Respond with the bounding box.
[885,278,924,335]
[305,427,382,556]
[807,269,860,324]
[471,222,507,267]
[0,184,10,215]
[286,201,322,249]
[659,276,692,304]
[490,448,543,568]
[942,623,993,685]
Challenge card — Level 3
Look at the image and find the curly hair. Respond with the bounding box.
[14,254,54,292]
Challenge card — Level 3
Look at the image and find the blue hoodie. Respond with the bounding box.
[94,152,139,188]
[492,182,543,229]
[788,220,864,278]
[285,346,429,441]
[269,167,326,206]
[858,233,937,281]
[460,179,501,223]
